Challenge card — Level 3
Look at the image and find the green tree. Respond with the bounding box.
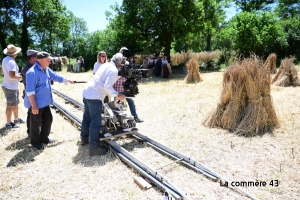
[31,0,70,53]
[0,0,18,51]
[233,0,276,12]
[67,13,88,56]
[200,0,230,51]
[276,0,300,18]
[109,0,200,60]
[275,0,300,59]
[232,11,287,56]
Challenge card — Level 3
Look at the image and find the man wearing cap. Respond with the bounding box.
[80,52,126,156]
[24,51,74,150]
[1,44,25,128]
[21,49,39,135]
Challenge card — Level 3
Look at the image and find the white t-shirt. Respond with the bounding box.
[93,62,103,74]
[83,61,119,102]
[1,56,19,90]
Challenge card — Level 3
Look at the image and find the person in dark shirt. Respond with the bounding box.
[154,56,162,77]
[21,49,39,135]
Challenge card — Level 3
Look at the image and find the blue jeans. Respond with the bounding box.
[81,98,102,148]
[126,98,138,119]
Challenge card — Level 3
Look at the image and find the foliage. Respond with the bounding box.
[31,0,70,54]
[231,11,287,57]
[275,0,300,60]
[1,0,300,67]
[108,0,202,60]
[233,0,276,12]
[275,0,300,18]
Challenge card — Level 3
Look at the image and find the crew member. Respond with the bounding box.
[80,53,126,156]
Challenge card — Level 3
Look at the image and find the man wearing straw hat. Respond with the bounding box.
[1,44,25,129]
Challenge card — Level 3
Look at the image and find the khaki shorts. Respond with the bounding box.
[1,86,20,106]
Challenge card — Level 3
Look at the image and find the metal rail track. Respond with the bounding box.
[51,88,259,200]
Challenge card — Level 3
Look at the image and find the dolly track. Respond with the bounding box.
[51,88,258,200]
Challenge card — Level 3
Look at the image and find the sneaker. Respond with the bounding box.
[135,118,144,123]
[5,122,19,128]
[13,118,25,124]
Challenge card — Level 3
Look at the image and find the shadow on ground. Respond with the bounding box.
[72,136,147,167]
[0,127,12,137]
[5,138,64,167]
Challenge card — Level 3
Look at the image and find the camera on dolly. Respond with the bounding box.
[118,47,144,97]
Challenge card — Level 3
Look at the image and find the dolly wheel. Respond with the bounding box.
[128,120,136,128]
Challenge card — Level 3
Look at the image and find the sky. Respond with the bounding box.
[62,0,237,33]
[62,0,123,32]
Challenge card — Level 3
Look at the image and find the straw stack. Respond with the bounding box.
[184,59,203,84]
[272,57,300,87]
[170,50,221,66]
[203,56,279,136]
[264,53,277,74]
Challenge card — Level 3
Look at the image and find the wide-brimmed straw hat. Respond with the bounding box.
[3,44,22,55]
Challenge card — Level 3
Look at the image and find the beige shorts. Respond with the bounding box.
[1,86,20,106]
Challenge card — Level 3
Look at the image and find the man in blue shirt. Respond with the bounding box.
[24,51,74,150]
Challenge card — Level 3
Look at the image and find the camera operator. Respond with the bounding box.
[116,47,144,123]
[113,74,144,123]
[80,53,126,156]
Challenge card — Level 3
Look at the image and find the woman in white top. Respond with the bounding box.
[93,51,108,75]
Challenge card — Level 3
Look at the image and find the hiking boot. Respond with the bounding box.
[13,118,25,124]
[79,141,88,146]
[6,122,19,128]
[135,118,144,123]
[89,147,108,156]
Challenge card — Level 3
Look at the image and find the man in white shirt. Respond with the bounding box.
[81,53,126,156]
[1,44,25,128]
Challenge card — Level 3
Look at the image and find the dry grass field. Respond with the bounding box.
[0,66,300,200]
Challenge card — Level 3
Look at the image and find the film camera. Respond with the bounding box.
[118,47,151,97]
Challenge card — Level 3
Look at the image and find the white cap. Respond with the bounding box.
[26,49,39,56]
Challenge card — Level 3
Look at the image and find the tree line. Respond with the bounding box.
[1,0,299,70]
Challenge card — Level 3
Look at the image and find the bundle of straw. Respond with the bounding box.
[272,57,300,87]
[235,57,271,135]
[263,53,277,74]
[203,55,279,136]
[184,59,203,84]
[220,63,247,131]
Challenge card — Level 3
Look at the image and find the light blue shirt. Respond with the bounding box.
[24,62,66,109]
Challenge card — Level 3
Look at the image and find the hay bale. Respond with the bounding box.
[264,53,277,74]
[184,59,203,84]
[203,55,279,136]
[272,57,300,87]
